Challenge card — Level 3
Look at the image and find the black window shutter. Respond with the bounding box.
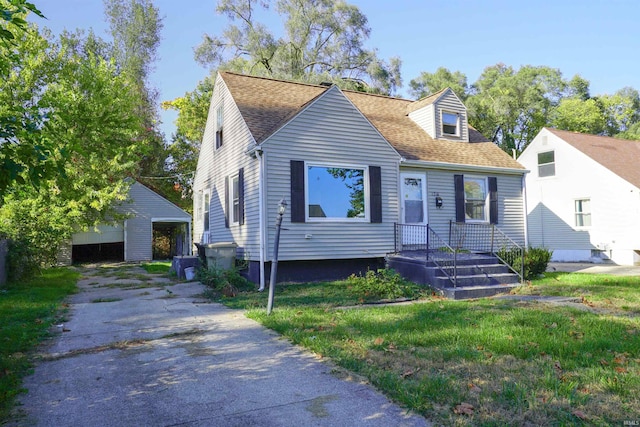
[454,174,465,223]
[290,160,305,223]
[238,168,245,225]
[489,176,498,224]
[369,166,382,223]
[224,176,229,228]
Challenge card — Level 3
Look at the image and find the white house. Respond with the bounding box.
[518,127,640,265]
[193,72,527,287]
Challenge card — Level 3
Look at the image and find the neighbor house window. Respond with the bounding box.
[538,151,555,177]
[306,164,368,221]
[203,191,210,232]
[464,177,488,222]
[215,105,224,149]
[575,199,591,227]
[442,111,459,136]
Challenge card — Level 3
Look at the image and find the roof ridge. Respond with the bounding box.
[548,127,640,144]
[220,71,331,91]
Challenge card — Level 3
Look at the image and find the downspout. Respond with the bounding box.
[256,150,267,291]
[522,173,529,248]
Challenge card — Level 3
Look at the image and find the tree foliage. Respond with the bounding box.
[0,25,148,274]
[194,0,401,95]
[408,67,469,101]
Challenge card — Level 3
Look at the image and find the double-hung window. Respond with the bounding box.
[231,175,240,224]
[203,191,210,232]
[575,199,591,227]
[306,164,368,221]
[215,105,224,149]
[464,177,488,222]
[538,151,555,177]
[442,111,459,136]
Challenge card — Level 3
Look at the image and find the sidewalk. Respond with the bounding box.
[9,265,428,427]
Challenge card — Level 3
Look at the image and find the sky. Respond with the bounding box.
[33,0,640,140]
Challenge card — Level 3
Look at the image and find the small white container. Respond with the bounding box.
[184,267,196,281]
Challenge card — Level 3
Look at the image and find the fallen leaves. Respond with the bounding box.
[453,402,474,415]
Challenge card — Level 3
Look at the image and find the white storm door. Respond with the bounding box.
[400,173,428,245]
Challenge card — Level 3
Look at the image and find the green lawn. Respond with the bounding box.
[218,272,640,426]
[0,268,78,421]
[141,261,172,274]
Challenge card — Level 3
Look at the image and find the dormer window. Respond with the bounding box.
[442,111,459,136]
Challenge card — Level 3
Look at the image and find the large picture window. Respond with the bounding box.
[464,177,488,222]
[306,164,368,221]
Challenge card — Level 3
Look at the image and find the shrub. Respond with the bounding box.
[497,246,553,280]
[196,265,254,297]
[346,268,418,300]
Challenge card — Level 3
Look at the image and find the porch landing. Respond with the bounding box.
[386,251,522,300]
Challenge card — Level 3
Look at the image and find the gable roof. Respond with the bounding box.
[220,72,524,170]
[547,128,640,189]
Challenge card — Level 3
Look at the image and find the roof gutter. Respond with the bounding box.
[400,159,529,175]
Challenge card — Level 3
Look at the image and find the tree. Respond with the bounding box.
[550,97,606,134]
[103,0,181,206]
[0,0,47,198]
[466,64,567,153]
[0,26,148,275]
[598,87,640,136]
[408,67,469,101]
[194,0,402,95]
[162,77,215,202]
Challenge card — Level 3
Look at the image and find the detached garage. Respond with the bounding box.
[61,181,192,264]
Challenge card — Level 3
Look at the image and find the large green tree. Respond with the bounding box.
[0,0,47,197]
[194,0,402,95]
[466,64,567,153]
[103,0,185,206]
[0,26,147,273]
[408,67,469,101]
[162,77,215,201]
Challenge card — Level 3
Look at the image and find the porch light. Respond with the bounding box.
[435,194,443,209]
[277,198,287,215]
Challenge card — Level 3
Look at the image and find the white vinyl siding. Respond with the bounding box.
[435,91,468,141]
[405,167,525,245]
[520,129,640,264]
[192,75,260,259]
[262,86,401,261]
[407,103,435,138]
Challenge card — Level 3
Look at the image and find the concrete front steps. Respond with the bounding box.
[386,252,522,300]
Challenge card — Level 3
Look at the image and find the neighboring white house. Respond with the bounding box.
[193,72,527,286]
[518,127,640,265]
[59,181,192,264]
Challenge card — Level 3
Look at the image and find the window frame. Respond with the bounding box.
[463,176,489,223]
[215,105,224,149]
[304,162,370,223]
[230,174,240,225]
[537,150,555,178]
[441,110,460,137]
[574,198,591,228]
[202,189,210,232]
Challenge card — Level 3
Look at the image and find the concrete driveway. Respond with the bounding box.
[548,262,640,276]
[8,265,428,427]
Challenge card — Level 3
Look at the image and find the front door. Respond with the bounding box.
[400,172,427,245]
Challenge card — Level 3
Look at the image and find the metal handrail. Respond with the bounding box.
[449,221,524,283]
[394,223,458,287]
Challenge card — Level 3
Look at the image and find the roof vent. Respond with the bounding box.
[319,82,333,87]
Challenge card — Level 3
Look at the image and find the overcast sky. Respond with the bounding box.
[35,0,640,139]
